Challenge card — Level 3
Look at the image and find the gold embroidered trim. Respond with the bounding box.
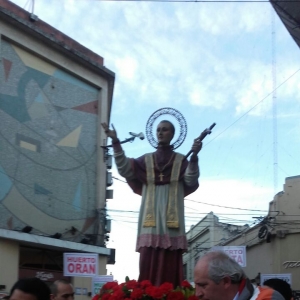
[143,152,183,228]
[166,153,183,228]
[143,154,156,227]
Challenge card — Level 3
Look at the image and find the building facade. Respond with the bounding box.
[0,0,115,296]
[223,175,300,292]
[183,212,249,282]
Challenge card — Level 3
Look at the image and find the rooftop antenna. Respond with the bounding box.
[24,0,38,22]
[24,0,34,13]
[31,0,35,14]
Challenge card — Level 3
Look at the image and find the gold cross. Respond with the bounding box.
[158,173,164,182]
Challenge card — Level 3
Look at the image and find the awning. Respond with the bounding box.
[270,0,300,49]
[0,228,110,255]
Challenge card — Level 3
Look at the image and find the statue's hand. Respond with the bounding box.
[191,139,202,157]
[101,122,118,142]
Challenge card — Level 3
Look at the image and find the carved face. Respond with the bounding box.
[156,121,174,146]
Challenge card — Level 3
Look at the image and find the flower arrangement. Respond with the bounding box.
[92,277,197,300]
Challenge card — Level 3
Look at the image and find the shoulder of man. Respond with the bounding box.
[250,286,285,300]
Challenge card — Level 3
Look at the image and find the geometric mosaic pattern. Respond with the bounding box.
[0,40,100,236]
[56,125,82,147]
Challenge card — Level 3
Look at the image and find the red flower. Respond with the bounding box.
[181,281,192,289]
[187,296,198,300]
[126,280,140,290]
[119,283,126,289]
[93,277,196,300]
[145,286,164,299]
[92,295,100,300]
[102,294,111,300]
[130,288,144,300]
[167,291,185,300]
[103,282,119,291]
[113,286,123,293]
[110,289,126,300]
[145,286,155,297]
[140,280,152,289]
[159,283,174,295]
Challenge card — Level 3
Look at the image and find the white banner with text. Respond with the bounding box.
[212,246,247,267]
[63,253,98,277]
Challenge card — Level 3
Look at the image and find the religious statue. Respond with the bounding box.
[101,108,203,287]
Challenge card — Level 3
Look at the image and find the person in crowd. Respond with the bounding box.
[264,278,293,300]
[102,120,202,287]
[194,251,285,300]
[9,278,50,300]
[50,280,74,300]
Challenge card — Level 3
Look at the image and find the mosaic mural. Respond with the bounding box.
[0,40,100,240]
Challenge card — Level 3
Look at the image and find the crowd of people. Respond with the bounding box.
[1,279,74,300]
[1,251,295,300]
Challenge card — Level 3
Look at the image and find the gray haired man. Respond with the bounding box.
[194,251,284,300]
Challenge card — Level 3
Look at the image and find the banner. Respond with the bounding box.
[63,253,98,277]
[212,246,246,267]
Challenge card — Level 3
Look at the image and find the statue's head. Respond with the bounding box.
[156,120,175,146]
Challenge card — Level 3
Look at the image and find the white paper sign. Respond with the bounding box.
[92,275,114,296]
[64,253,98,277]
[212,246,247,267]
[261,273,292,285]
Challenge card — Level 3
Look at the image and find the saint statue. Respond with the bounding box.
[102,119,202,287]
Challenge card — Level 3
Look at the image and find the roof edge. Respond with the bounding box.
[0,0,115,79]
[0,228,111,255]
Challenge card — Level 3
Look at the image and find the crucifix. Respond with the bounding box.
[154,152,175,183]
[158,173,164,182]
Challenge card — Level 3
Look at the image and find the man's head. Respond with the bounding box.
[194,251,246,300]
[156,120,175,146]
[9,278,51,300]
[263,278,293,300]
[50,280,74,300]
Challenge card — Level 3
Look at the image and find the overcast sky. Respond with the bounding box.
[11,0,300,282]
